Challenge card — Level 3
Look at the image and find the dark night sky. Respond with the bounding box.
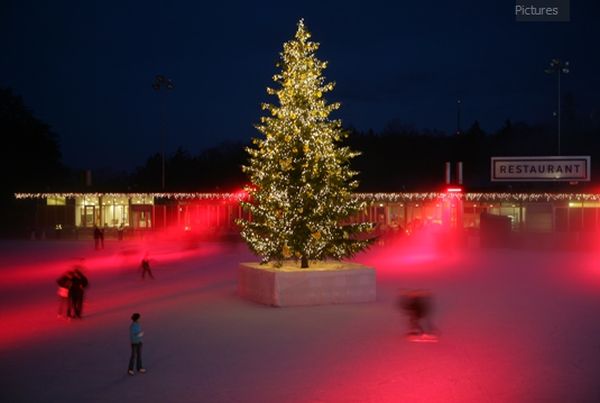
[1,1,599,171]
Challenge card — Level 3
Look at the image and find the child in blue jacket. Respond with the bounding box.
[128,313,146,375]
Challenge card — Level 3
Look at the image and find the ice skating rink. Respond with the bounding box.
[1,236,600,403]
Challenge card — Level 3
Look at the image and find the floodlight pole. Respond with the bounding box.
[456,99,461,135]
[545,59,569,155]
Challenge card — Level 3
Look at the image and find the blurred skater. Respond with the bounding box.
[128,313,146,375]
[140,253,154,279]
[70,264,89,318]
[56,271,73,318]
[399,289,438,342]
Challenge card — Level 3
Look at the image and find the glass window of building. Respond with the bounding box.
[102,195,130,227]
[47,196,66,206]
[75,196,100,227]
[131,195,154,205]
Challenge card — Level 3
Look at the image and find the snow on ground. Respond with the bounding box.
[1,235,600,403]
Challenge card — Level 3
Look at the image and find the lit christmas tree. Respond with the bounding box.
[238,19,373,268]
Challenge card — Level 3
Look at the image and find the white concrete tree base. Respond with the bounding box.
[238,261,376,307]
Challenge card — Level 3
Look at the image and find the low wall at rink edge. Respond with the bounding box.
[238,262,376,307]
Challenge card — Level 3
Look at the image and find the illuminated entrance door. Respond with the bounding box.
[442,198,459,229]
[132,207,152,229]
[442,189,463,230]
[82,206,96,227]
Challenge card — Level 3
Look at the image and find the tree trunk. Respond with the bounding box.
[301,255,309,269]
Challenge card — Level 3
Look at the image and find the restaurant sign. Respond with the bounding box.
[491,156,590,182]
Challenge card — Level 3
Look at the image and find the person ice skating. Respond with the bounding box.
[140,253,154,279]
[100,225,105,249]
[70,265,89,318]
[56,271,73,318]
[399,289,438,342]
[128,313,146,375]
[93,225,102,250]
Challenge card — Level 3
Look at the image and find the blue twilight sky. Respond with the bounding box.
[1,1,599,171]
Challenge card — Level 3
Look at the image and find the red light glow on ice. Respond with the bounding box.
[358,228,466,278]
[0,235,232,351]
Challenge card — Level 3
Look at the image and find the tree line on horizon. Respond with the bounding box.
[129,99,600,193]
[2,86,600,234]
[3,87,600,194]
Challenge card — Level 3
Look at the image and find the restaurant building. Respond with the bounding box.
[15,189,600,248]
[14,155,597,247]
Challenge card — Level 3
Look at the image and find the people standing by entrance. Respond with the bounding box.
[70,264,89,318]
[128,313,146,375]
[56,271,73,318]
[94,226,102,250]
[100,225,105,249]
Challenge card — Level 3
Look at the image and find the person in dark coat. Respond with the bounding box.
[93,226,102,250]
[56,271,73,318]
[140,253,154,279]
[99,226,105,249]
[70,266,89,318]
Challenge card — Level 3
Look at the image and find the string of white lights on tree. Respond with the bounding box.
[236,20,373,268]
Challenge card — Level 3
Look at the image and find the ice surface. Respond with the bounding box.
[1,238,600,402]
